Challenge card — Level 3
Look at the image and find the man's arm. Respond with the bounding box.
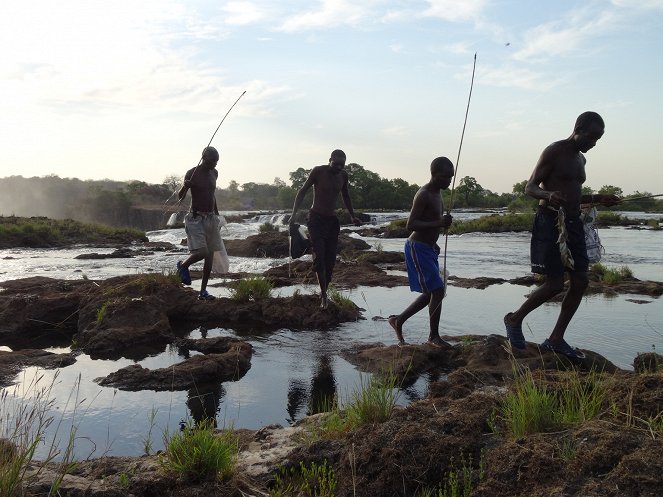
[525,145,564,206]
[406,190,450,231]
[581,193,621,207]
[289,168,316,225]
[177,171,192,202]
[341,172,361,226]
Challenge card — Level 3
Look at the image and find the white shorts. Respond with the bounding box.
[184,213,223,252]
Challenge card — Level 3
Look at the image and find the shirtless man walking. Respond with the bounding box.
[389,157,454,347]
[289,149,361,309]
[176,146,223,301]
[503,112,620,358]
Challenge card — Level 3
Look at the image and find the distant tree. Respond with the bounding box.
[163,174,182,192]
[456,176,483,206]
[289,168,311,190]
[598,185,623,197]
[512,180,527,195]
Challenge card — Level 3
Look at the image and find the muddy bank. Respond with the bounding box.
[20,343,663,497]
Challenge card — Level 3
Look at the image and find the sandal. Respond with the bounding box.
[198,290,216,301]
[504,313,526,349]
[541,339,586,360]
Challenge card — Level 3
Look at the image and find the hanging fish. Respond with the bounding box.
[554,207,575,270]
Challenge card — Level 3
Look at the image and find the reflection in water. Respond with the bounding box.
[308,355,337,415]
[286,355,338,423]
[186,382,225,427]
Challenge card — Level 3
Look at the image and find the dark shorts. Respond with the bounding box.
[531,207,588,275]
[404,239,444,293]
[307,211,340,277]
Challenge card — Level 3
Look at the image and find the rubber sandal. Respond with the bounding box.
[541,339,586,360]
[198,290,216,301]
[177,261,191,285]
[504,313,526,349]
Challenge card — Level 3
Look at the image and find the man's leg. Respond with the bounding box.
[389,292,429,344]
[505,274,565,327]
[199,251,214,295]
[548,271,588,343]
[428,288,445,340]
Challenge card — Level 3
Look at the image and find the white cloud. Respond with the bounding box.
[277,0,375,32]
[222,1,267,25]
[478,65,563,91]
[382,126,409,137]
[423,0,486,22]
[513,10,616,61]
[611,0,663,9]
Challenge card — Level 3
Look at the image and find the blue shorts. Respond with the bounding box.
[404,239,444,293]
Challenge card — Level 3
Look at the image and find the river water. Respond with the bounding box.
[1,211,662,459]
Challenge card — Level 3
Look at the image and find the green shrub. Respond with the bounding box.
[271,460,337,497]
[160,420,238,483]
[259,222,279,233]
[328,286,355,311]
[229,276,273,301]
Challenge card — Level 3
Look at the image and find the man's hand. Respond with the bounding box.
[600,194,621,207]
[352,217,362,227]
[548,191,564,207]
[440,214,453,230]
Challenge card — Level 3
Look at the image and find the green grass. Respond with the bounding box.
[229,275,274,301]
[160,419,238,483]
[0,371,79,497]
[0,215,146,248]
[497,361,610,438]
[591,263,633,284]
[328,286,356,311]
[309,373,401,441]
[259,222,279,233]
[418,452,485,497]
[271,460,337,497]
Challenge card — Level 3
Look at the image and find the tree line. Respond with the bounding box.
[0,168,660,229]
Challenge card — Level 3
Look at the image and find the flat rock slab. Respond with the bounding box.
[0,349,77,387]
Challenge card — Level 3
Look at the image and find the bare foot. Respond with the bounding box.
[427,336,451,349]
[320,296,329,310]
[388,315,406,345]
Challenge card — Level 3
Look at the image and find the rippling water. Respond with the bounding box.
[1,211,662,459]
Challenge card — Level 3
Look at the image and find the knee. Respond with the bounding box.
[569,273,589,292]
[545,276,565,294]
[193,248,210,259]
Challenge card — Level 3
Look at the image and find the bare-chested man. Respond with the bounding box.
[289,149,361,309]
[388,157,454,347]
[176,146,223,301]
[503,112,620,358]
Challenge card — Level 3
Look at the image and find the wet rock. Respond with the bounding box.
[96,338,253,391]
[75,247,136,259]
[224,231,370,258]
[0,348,77,387]
[633,352,663,373]
[264,259,408,288]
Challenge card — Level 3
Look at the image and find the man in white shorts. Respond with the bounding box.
[177,146,223,300]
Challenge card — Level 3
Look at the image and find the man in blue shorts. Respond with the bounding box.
[176,146,224,301]
[388,157,454,347]
[503,112,620,358]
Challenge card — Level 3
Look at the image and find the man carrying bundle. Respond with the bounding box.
[503,112,620,358]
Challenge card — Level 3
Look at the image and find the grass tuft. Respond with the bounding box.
[160,419,238,483]
[229,275,273,301]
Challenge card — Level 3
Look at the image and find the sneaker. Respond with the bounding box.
[198,290,216,301]
[177,261,191,285]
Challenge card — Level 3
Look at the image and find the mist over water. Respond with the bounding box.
[1,212,662,460]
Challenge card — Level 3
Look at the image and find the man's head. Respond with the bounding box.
[329,149,346,174]
[202,146,220,167]
[430,157,455,190]
[573,111,604,153]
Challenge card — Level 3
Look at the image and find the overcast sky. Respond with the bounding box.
[1,0,662,194]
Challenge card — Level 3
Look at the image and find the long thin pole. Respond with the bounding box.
[619,193,663,202]
[447,53,477,215]
[442,54,477,292]
[164,90,247,209]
